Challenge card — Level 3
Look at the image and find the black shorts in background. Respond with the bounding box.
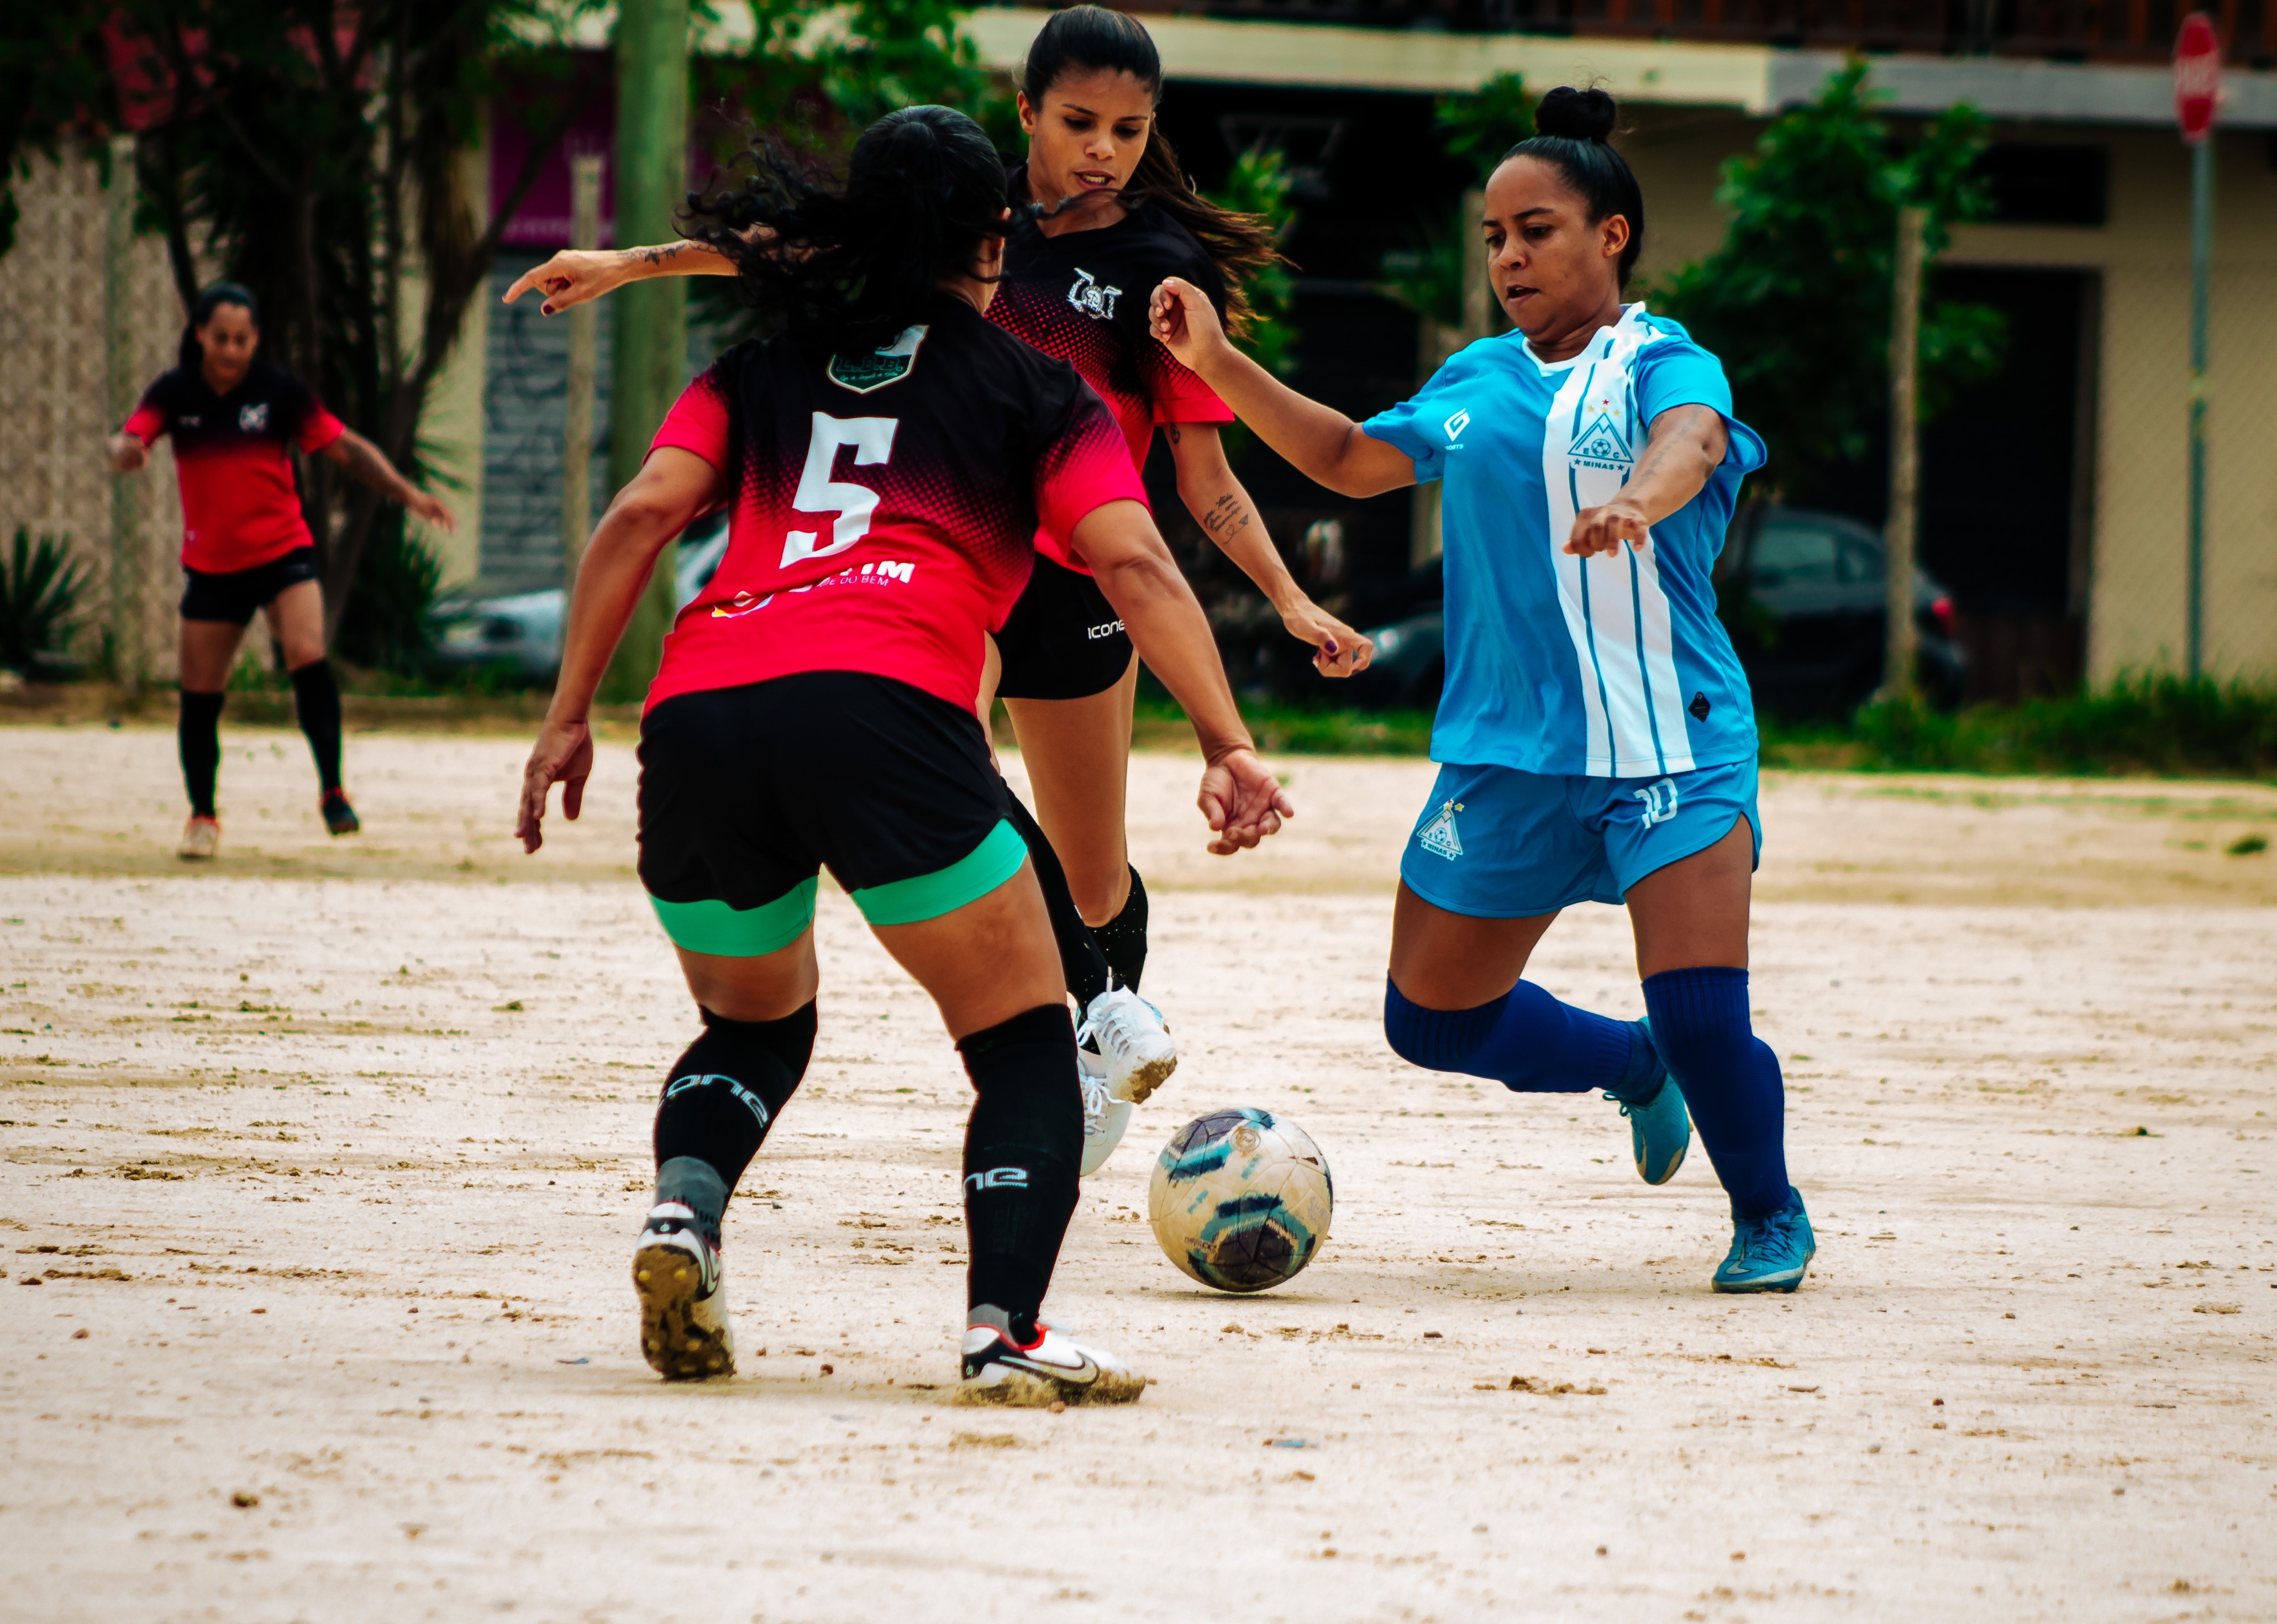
[638,672,1023,953]
[991,555,1134,702]
[179,545,320,626]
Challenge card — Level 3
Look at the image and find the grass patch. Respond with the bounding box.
[1809,676,2277,779]
[1129,697,1434,756]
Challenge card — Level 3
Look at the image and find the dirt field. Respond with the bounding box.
[3,721,2274,1623]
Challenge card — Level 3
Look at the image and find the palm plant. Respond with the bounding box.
[0,527,91,675]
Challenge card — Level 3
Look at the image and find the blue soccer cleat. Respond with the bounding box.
[1712,1187,1816,1294]
[1606,1019,1690,1186]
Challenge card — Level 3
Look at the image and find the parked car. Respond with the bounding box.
[429,515,729,678]
[1350,507,1963,719]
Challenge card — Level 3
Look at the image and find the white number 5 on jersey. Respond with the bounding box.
[781,411,898,567]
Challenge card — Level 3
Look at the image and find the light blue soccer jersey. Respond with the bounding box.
[1364,305,1767,779]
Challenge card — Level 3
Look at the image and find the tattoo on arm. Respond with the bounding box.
[330,432,404,497]
[1200,492,1253,540]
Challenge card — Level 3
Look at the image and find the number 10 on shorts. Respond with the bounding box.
[781,412,899,567]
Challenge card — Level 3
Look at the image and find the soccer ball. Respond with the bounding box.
[1147,1107,1333,1294]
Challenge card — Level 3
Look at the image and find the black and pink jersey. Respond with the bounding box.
[990,170,1236,571]
[122,360,345,572]
[645,293,1145,716]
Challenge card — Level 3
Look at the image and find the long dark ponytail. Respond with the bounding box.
[178,281,259,372]
[684,106,1010,356]
[1019,5,1282,336]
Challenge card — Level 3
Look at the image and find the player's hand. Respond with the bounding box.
[1149,277,1232,375]
[517,718,595,854]
[1566,497,1652,557]
[502,250,624,317]
[1281,599,1374,678]
[1197,745,1294,856]
[108,434,148,474]
[406,489,456,532]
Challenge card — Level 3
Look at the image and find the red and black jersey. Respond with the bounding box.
[989,169,1237,571]
[122,360,345,574]
[645,293,1146,716]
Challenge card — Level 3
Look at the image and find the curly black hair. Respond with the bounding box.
[684,106,1011,357]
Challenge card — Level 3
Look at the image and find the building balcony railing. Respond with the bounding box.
[1133,0,2276,66]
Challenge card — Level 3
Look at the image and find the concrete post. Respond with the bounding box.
[600,0,690,703]
[1882,205,1926,702]
[562,153,604,596]
[103,133,142,701]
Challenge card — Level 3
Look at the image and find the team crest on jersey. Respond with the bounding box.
[1417,799,1465,860]
[827,325,928,394]
[238,402,270,433]
[1568,402,1632,472]
[1442,408,1471,446]
[1066,269,1121,321]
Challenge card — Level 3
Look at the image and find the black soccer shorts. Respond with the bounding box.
[990,555,1135,702]
[637,671,1026,955]
[178,545,320,626]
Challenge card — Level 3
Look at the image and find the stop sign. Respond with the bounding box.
[2175,12,2222,143]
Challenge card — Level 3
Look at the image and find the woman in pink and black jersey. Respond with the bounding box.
[107,282,454,859]
[507,7,1368,1157]
[513,106,1291,1402]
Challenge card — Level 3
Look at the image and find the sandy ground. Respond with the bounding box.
[2,721,2274,1623]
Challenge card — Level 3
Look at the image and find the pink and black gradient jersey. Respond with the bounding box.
[645,294,1145,716]
[988,170,1236,571]
[121,360,345,573]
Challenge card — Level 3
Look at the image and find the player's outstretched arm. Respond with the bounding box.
[502,241,739,317]
[1564,404,1729,557]
[1071,499,1295,857]
[1150,277,1415,501]
[517,446,719,854]
[321,429,456,531]
[1163,422,1373,679]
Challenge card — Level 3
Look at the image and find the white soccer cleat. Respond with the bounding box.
[954,1317,1147,1407]
[1080,981,1177,1104]
[632,1202,735,1380]
[1077,1045,1132,1178]
[177,815,220,861]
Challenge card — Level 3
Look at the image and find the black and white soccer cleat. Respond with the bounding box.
[632,1201,734,1380]
[953,1313,1147,1407]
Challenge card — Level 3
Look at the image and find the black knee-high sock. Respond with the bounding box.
[999,787,1111,1010]
[957,1003,1082,1339]
[651,1002,816,1244]
[288,658,344,793]
[1091,864,1149,992]
[178,690,225,818]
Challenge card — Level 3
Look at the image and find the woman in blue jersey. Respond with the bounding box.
[1151,86,1812,1292]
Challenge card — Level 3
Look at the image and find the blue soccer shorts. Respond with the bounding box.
[1398,756,1761,919]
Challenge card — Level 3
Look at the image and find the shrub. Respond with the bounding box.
[0,527,91,675]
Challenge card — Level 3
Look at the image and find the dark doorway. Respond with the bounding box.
[1917,266,2097,700]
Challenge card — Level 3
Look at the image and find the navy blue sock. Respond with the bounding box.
[1640,968,1790,1221]
[1384,977,1650,1095]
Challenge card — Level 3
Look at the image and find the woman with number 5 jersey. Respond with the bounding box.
[1149,86,1815,1295]
[107,282,455,860]
[507,5,1371,1171]
[514,106,1293,1404]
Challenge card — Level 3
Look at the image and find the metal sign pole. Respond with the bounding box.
[2173,10,2220,680]
[2185,136,2211,680]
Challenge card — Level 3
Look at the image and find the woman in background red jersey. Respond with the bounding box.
[505,6,1367,1167]
[107,283,454,859]
[515,106,1291,1402]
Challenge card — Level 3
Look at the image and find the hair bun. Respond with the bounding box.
[1533,86,1617,143]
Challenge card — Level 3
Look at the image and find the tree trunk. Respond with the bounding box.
[1881,204,1926,701]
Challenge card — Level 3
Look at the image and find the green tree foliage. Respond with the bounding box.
[1432,71,1533,184]
[1204,145,1299,377]
[699,0,1014,169]
[1649,61,2005,509]
[2,0,595,664]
